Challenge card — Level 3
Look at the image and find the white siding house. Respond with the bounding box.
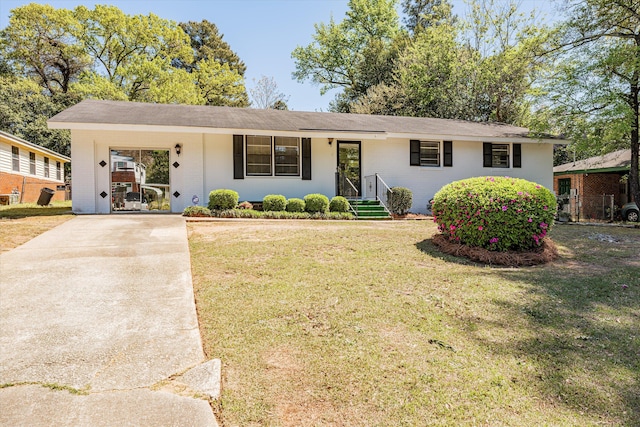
[0,131,70,204]
[48,100,561,214]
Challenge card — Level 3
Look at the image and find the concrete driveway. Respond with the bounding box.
[0,215,218,426]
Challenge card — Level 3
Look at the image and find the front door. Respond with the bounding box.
[110,149,170,212]
[337,141,361,198]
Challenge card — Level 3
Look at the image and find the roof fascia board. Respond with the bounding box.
[48,121,566,144]
[553,166,630,175]
[48,122,390,139]
[387,133,563,143]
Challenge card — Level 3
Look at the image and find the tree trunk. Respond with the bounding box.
[630,78,639,203]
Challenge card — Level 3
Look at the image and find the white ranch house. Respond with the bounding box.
[48,100,560,215]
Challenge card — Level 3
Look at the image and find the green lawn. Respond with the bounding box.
[188,220,639,426]
[0,201,73,252]
[0,200,72,218]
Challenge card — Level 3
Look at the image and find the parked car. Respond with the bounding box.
[621,202,639,222]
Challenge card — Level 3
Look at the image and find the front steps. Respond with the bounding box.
[350,199,391,220]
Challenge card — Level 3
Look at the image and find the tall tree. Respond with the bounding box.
[1,4,249,154]
[1,3,90,95]
[73,5,198,103]
[401,0,455,33]
[535,0,639,203]
[292,0,402,112]
[177,20,246,76]
[0,74,76,156]
[250,75,290,109]
[195,59,247,107]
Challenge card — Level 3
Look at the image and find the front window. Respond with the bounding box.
[419,141,440,167]
[491,144,509,168]
[12,146,19,171]
[44,157,50,178]
[56,161,61,180]
[246,135,272,176]
[29,152,36,175]
[274,136,300,176]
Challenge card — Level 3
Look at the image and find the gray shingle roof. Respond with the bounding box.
[48,100,541,140]
[554,149,631,173]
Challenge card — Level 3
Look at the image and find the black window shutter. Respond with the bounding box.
[513,143,522,168]
[483,143,492,167]
[443,141,453,167]
[302,138,311,180]
[410,140,421,166]
[233,135,244,179]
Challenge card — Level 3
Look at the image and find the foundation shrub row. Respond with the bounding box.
[185,189,354,219]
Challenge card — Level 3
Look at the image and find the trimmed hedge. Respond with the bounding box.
[388,187,413,215]
[432,176,556,251]
[286,198,306,213]
[304,193,329,213]
[263,194,287,212]
[208,189,239,210]
[182,206,212,217]
[212,209,354,220]
[329,196,350,213]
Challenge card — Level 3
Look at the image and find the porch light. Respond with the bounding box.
[328,138,333,146]
[175,143,182,156]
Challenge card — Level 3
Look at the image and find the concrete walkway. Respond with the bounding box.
[0,215,218,426]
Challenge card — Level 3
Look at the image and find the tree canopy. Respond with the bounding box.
[293,0,550,124]
[532,0,640,204]
[0,3,249,155]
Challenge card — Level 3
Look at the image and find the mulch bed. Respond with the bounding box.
[392,213,431,220]
[431,234,559,267]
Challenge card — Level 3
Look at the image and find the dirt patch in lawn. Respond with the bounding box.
[0,215,73,252]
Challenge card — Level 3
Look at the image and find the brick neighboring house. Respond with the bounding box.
[0,131,70,205]
[553,149,632,220]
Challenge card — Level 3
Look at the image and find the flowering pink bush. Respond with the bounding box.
[432,176,556,251]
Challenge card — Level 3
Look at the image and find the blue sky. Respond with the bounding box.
[0,0,558,112]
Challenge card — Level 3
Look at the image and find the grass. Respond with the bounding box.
[0,201,73,252]
[188,221,639,426]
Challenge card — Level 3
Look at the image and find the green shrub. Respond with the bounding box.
[432,176,556,251]
[263,194,287,212]
[286,198,306,213]
[388,187,413,215]
[208,189,239,210]
[304,193,329,213]
[182,205,212,217]
[210,209,354,220]
[329,196,350,213]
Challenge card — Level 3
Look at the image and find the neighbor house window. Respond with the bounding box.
[274,136,300,176]
[56,161,61,180]
[246,135,272,175]
[12,146,19,171]
[44,157,50,178]
[29,152,36,175]
[558,178,571,195]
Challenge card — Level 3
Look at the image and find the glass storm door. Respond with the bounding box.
[110,149,170,212]
[337,141,361,198]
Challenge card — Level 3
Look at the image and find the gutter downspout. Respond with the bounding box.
[20,176,26,203]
